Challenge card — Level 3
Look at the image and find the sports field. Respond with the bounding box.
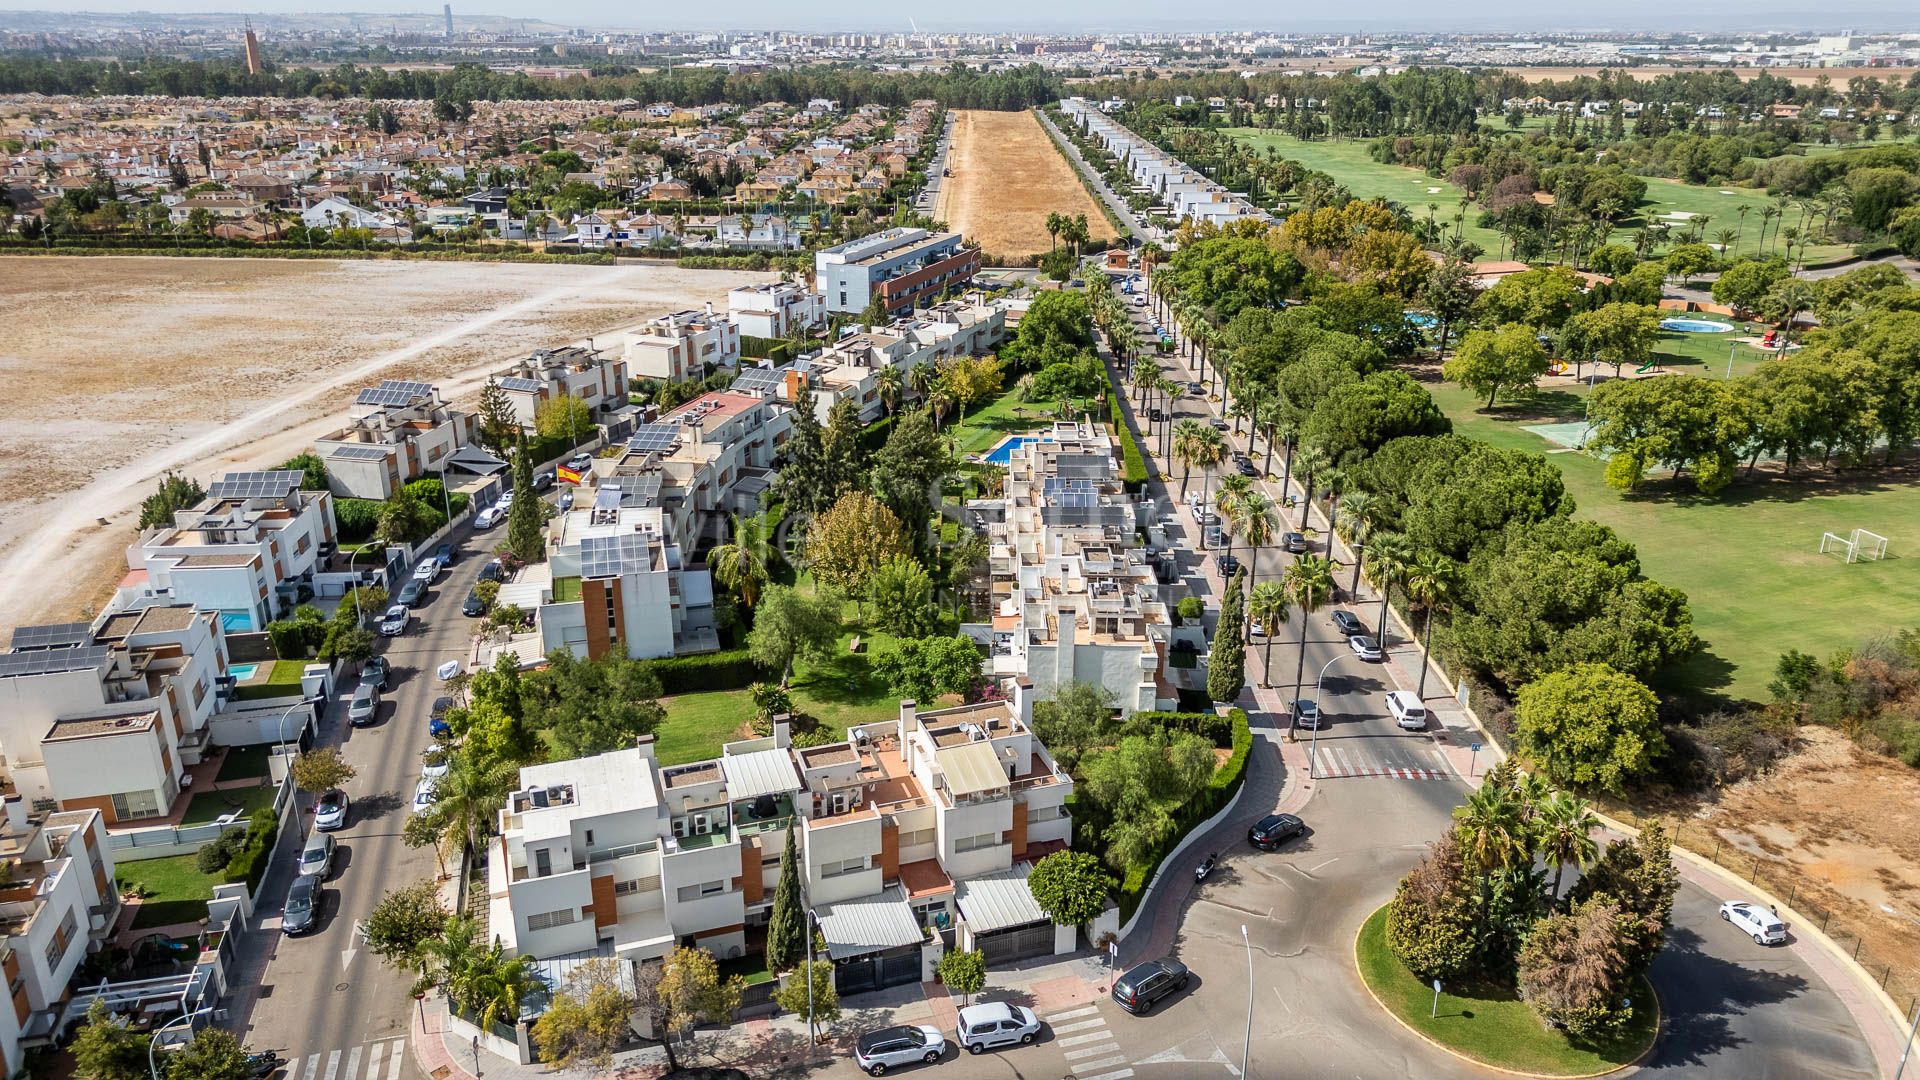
[936,109,1117,260]
[1426,364,1920,701]
[1225,129,1851,263]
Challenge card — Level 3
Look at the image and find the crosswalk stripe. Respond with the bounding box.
[1060,1030,1119,1047]
[1053,1019,1109,1034]
[387,1040,405,1080]
[1072,1055,1130,1073]
[302,1053,321,1080]
[364,1042,383,1078]
[323,1049,341,1080]
[1065,1044,1119,1060]
[1433,748,1454,772]
[1047,1005,1101,1022]
[1076,1069,1135,1080]
[342,1045,361,1080]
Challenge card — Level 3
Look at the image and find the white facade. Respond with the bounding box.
[491,347,632,432]
[126,471,335,632]
[621,308,742,383]
[0,803,119,1073]
[536,503,718,662]
[315,380,477,500]
[726,281,825,340]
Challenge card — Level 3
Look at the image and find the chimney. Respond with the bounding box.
[772,713,792,749]
[897,700,916,763]
[2,794,24,834]
[634,733,657,765]
[1010,677,1033,726]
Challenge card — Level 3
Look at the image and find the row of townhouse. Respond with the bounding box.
[815,227,982,317]
[488,681,1076,993]
[0,803,121,1072]
[1059,99,1268,230]
[314,380,479,501]
[787,294,1008,425]
[622,280,830,383]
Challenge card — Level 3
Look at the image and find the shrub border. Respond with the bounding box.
[1115,708,1251,921]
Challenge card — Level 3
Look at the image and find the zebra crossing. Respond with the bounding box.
[276,1038,407,1080]
[1310,743,1455,781]
[1046,1005,1134,1080]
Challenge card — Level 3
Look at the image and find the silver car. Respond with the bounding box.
[296,832,336,879]
[855,1025,946,1075]
[348,683,380,727]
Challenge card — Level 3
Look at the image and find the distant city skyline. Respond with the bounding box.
[0,1,1916,34]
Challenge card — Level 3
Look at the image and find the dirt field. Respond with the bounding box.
[0,256,773,636]
[1664,728,1920,1001]
[935,109,1117,261]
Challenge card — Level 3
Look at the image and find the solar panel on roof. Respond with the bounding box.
[9,622,92,650]
[0,645,110,678]
[608,474,663,506]
[378,379,431,395]
[208,470,304,500]
[497,377,543,393]
[731,367,783,393]
[626,424,681,454]
[579,532,652,580]
[329,445,388,461]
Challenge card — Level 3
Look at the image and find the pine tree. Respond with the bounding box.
[506,439,544,563]
[475,379,519,456]
[765,821,805,973]
[780,383,832,516]
[1207,569,1247,704]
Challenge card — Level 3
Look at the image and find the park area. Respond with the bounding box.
[1223,129,1852,263]
[935,109,1116,260]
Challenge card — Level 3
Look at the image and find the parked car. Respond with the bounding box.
[420,747,451,780]
[565,452,594,473]
[955,1002,1040,1054]
[1331,610,1366,638]
[1147,408,1165,423]
[435,542,457,567]
[557,488,575,512]
[1209,418,1229,432]
[358,656,390,692]
[462,587,488,617]
[1386,691,1428,731]
[1720,901,1787,945]
[1133,295,1147,307]
[411,778,439,813]
[1290,699,1323,731]
[1248,618,1266,637]
[1186,381,1204,395]
[1112,958,1190,1015]
[1215,553,1242,577]
[1235,456,1260,478]
[1195,511,1220,528]
[1348,635,1383,662]
[1247,813,1305,850]
[1281,532,1309,554]
[429,697,455,738]
[397,579,428,608]
[478,559,506,583]
[474,504,505,529]
[348,683,380,727]
[282,875,319,936]
[379,605,411,637]
[532,471,556,492]
[855,1025,946,1075]
[296,832,336,879]
[314,789,349,831]
[411,558,440,584]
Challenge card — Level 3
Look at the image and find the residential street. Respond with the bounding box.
[1034,108,1152,242]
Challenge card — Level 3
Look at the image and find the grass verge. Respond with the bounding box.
[1355,905,1659,1077]
[117,854,218,930]
[213,745,271,784]
[231,658,309,701]
[179,783,276,826]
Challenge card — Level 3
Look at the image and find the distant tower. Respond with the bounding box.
[243,20,263,76]
[443,4,454,38]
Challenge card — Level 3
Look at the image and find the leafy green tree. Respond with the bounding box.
[72,998,149,1080]
[1515,663,1666,796]
[1208,571,1247,704]
[1662,242,1721,284]
[290,747,356,794]
[766,822,805,973]
[872,635,981,703]
[1711,257,1790,311]
[1444,323,1550,408]
[1302,369,1451,466]
[139,472,204,529]
[530,958,634,1072]
[1421,257,1478,358]
[533,395,592,444]
[1283,555,1335,707]
[1567,822,1680,977]
[1079,730,1217,870]
[364,881,449,972]
[659,946,746,1054]
[940,353,1004,430]
[475,379,519,455]
[867,556,935,638]
[1516,897,1632,1043]
[163,1028,250,1080]
[779,383,834,516]
[528,652,667,759]
[805,491,910,603]
[1569,302,1662,377]
[746,584,843,685]
[276,452,330,491]
[1385,834,1478,981]
[1027,850,1115,929]
[773,960,841,1025]
[872,408,951,552]
[822,397,867,504]
[1475,265,1583,331]
[375,484,434,547]
[936,948,986,1005]
[1030,681,1116,772]
[505,443,545,563]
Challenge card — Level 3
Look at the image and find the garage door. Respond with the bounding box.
[833,944,922,996]
[976,921,1055,967]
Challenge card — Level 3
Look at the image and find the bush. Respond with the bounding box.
[741,336,799,362]
[334,498,384,542]
[642,650,765,695]
[1175,597,1205,627]
[1106,377,1148,489]
[221,808,279,892]
[1116,709,1250,920]
[194,827,247,874]
[1132,709,1234,747]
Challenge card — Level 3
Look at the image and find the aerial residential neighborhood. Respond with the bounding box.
[1,8,1919,1080]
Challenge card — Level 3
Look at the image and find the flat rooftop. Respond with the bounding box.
[44,709,158,741]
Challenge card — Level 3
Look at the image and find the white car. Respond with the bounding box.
[420,748,451,780]
[411,558,440,584]
[412,777,440,813]
[956,1002,1040,1054]
[855,1024,946,1075]
[1720,900,1787,945]
[474,504,505,529]
[1347,635,1383,661]
[378,605,411,636]
[1385,691,1428,731]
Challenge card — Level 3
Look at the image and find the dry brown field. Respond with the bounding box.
[934,109,1117,261]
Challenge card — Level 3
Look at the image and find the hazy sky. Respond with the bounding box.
[1,0,1913,33]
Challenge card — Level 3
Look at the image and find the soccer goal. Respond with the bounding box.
[1819,532,1857,563]
[1851,529,1890,561]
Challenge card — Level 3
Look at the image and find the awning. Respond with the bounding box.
[815,886,924,961]
[956,863,1048,934]
[935,741,1007,799]
[721,746,802,800]
[447,443,508,475]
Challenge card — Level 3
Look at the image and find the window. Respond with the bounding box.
[898,827,936,849]
[526,908,577,932]
[109,790,162,822]
[583,830,595,847]
[676,881,727,902]
[43,932,65,969]
[614,879,640,896]
[57,910,77,947]
[819,857,866,879]
[953,832,1000,853]
[533,849,552,878]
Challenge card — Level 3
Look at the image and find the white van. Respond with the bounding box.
[1386,691,1428,731]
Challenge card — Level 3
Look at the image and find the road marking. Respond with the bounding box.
[364,1042,383,1078]
[387,1039,405,1080]
[341,1045,361,1080]
[1053,1019,1110,1034]
[1048,1005,1100,1022]
[1060,1031,1120,1047]
[1065,1044,1119,1060]
[1072,1055,1129,1073]
[1307,857,1339,873]
[302,1053,321,1080]
[1075,1069,1135,1080]
[323,1049,341,1080]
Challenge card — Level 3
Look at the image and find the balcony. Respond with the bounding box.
[732,794,794,837]
[665,830,732,852]
[578,838,659,868]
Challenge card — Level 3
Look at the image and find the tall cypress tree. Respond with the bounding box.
[505,438,544,563]
[765,821,805,973]
[781,383,831,516]
[1208,569,1248,704]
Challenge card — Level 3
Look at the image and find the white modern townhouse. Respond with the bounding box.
[313,379,478,500]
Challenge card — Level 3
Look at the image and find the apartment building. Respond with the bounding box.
[490,347,632,432]
[621,307,742,383]
[313,380,478,501]
[599,389,793,550]
[1059,100,1266,230]
[984,421,1172,713]
[0,605,230,824]
[815,228,980,317]
[535,499,718,661]
[0,802,118,1069]
[726,281,825,339]
[127,471,336,633]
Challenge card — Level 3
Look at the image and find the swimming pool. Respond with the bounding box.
[227,663,260,681]
[1660,318,1734,334]
[985,436,1050,465]
[1404,312,1438,329]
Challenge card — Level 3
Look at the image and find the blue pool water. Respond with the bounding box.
[986,436,1050,465]
[1404,312,1438,329]
[227,663,260,680]
[1660,318,1734,334]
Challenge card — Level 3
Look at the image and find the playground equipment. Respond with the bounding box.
[1635,360,1659,374]
[1819,528,1891,564]
[1547,360,1569,376]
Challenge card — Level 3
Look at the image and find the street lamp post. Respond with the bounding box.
[1308,654,1356,780]
[1240,924,1253,1080]
[148,1005,208,1079]
[275,696,318,764]
[346,547,367,621]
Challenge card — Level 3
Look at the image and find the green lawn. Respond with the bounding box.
[947,383,1101,458]
[551,576,582,603]
[213,745,271,784]
[1222,129,1851,263]
[1355,906,1659,1076]
[179,783,276,826]
[116,854,219,930]
[1429,364,1920,701]
[231,659,309,701]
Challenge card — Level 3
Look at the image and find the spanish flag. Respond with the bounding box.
[556,465,583,485]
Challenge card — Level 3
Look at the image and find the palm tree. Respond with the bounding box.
[1248,580,1289,686]
[1290,443,1331,530]
[1170,418,1208,498]
[874,365,903,416]
[1735,203,1750,251]
[710,512,776,609]
[1233,491,1277,589]
[1283,554,1335,713]
[1365,532,1412,649]
[1402,552,1458,700]
[431,754,513,860]
[1192,426,1228,506]
[1451,779,1531,875]
[1337,490,1377,595]
[1535,791,1600,907]
[1045,211,1064,252]
[1213,473,1253,530]
[451,935,538,1033]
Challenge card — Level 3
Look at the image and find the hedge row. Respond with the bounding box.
[1133,709,1237,748]
[740,335,800,363]
[1105,373,1149,489]
[643,649,765,695]
[1117,708,1252,921]
[676,253,812,272]
[221,807,280,893]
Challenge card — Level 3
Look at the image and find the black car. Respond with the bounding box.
[397,578,429,608]
[1248,813,1306,850]
[1235,457,1260,478]
[1112,958,1191,1015]
[435,542,457,567]
[1281,532,1309,555]
[1215,553,1241,577]
[358,656,390,691]
[1186,381,1204,395]
[1209,417,1230,432]
[1331,610,1366,638]
[463,587,488,617]
[478,559,505,583]
[1147,408,1165,423]
[282,875,320,936]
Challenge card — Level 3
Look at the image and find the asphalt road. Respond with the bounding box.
[235,528,496,1080]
